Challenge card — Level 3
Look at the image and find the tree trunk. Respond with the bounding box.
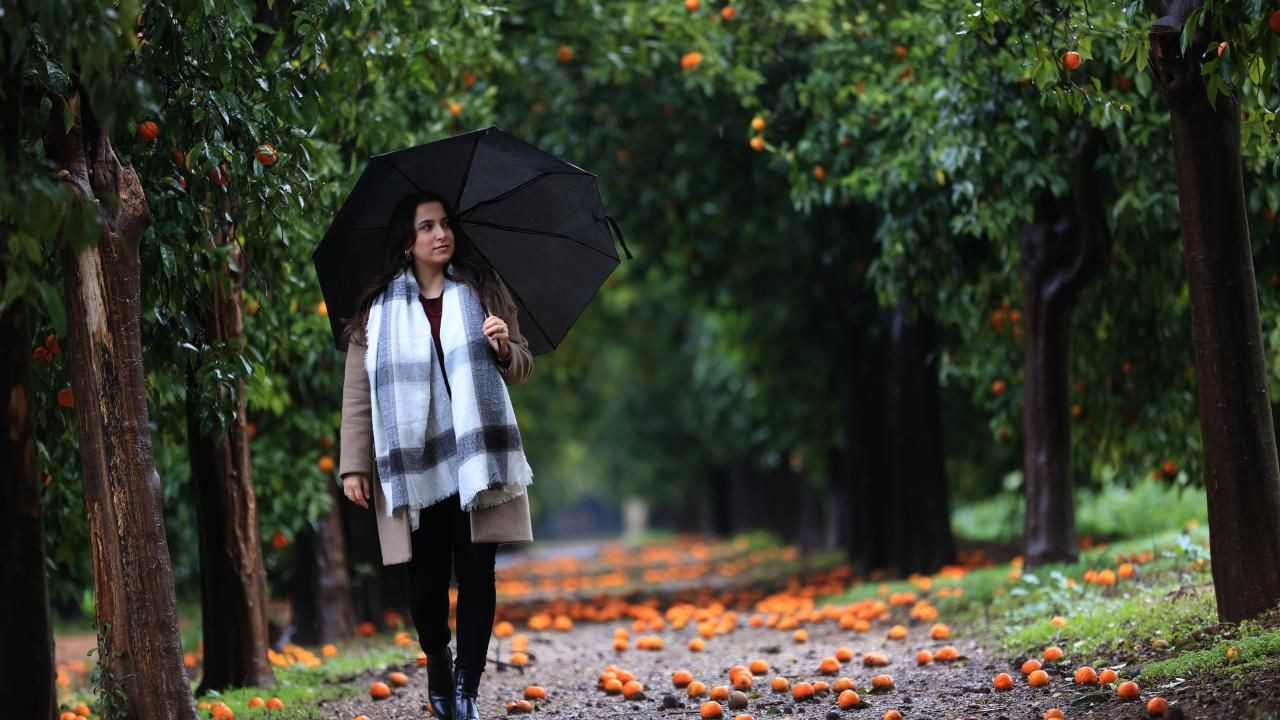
[0,298,57,719]
[845,324,890,575]
[44,91,197,720]
[886,299,956,575]
[286,482,356,645]
[1019,125,1110,569]
[1150,5,1280,622]
[186,208,275,692]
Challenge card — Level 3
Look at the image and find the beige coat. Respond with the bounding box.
[339,283,534,565]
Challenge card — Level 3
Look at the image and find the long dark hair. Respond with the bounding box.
[340,191,516,347]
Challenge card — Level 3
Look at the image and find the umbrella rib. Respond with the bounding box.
[373,155,428,197]
[461,219,620,263]
[464,240,559,353]
[458,170,590,216]
[455,132,485,215]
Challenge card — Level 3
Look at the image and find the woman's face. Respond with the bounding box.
[408,201,454,268]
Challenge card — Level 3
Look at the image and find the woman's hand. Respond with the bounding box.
[342,473,371,509]
[483,312,512,361]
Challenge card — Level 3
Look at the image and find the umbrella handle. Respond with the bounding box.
[605,215,633,260]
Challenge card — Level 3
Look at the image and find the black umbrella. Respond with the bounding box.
[312,125,631,354]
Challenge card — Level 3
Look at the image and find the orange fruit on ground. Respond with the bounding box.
[916,649,933,665]
[838,689,861,709]
[930,623,950,639]
[732,716,752,720]
[1147,696,1169,715]
[137,120,159,141]
[524,685,547,699]
[835,647,854,662]
[819,657,840,674]
[731,673,753,690]
[266,697,284,710]
[74,705,91,717]
[604,678,623,694]
[623,680,644,699]
[417,651,428,667]
[249,697,266,708]
[506,700,534,714]
[1050,616,1068,628]
[1044,710,1065,720]
[1099,668,1119,684]
[1028,670,1050,687]
[993,673,1014,691]
[700,700,724,719]
[792,681,814,701]
[709,685,729,701]
[687,681,707,697]
[1043,646,1064,662]
[689,637,705,651]
[871,674,894,690]
[613,637,628,651]
[1074,666,1098,684]
[793,629,808,643]
[370,681,392,699]
[887,624,907,639]
[883,711,903,720]
[936,645,959,661]
[1117,680,1140,699]
[749,136,765,152]
[673,669,694,688]
[510,651,529,666]
[61,713,78,720]
[1063,50,1082,69]
[1021,659,1042,675]
[749,659,769,674]
[355,716,370,720]
[387,672,409,687]
[770,676,789,692]
[495,620,515,637]
[833,677,855,692]
[812,680,830,695]
[863,651,889,667]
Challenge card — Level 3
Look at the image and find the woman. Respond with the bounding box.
[337,191,535,720]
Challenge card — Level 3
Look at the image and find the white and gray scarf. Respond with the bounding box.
[364,265,533,530]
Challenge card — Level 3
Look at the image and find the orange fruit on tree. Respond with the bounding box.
[720,5,735,20]
[60,712,77,720]
[1099,668,1119,684]
[271,530,289,550]
[685,0,700,9]
[699,700,724,719]
[813,165,827,182]
[210,163,231,185]
[1147,696,1169,715]
[256,143,277,166]
[751,116,766,132]
[871,674,894,690]
[838,689,861,709]
[1028,670,1050,687]
[1043,646,1064,662]
[74,704,91,716]
[1074,666,1098,684]
[58,388,74,408]
[449,101,462,117]
[370,681,392,699]
[1021,659,1042,675]
[137,120,159,141]
[991,378,1007,395]
[1063,50,1082,69]
[894,44,909,58]
[681,51,704,70]
[993,673,1014,691]
[318,455,335,472]
[1270,10,1280,33]
[266,697,284,710]
[1117,680,1140,699]
[749,136,765,152]
[673,669,694,687]
[557,45,574,63]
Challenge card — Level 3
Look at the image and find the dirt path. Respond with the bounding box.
[318,619,1173,720]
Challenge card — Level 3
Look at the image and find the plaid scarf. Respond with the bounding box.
[364,265,533,529]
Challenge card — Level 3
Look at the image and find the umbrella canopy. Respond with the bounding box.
[312,125,630,354]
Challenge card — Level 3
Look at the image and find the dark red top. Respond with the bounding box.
[418,293,452,398]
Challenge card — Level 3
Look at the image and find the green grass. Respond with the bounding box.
[951,476,1208,544]
[1140,624,1280,682]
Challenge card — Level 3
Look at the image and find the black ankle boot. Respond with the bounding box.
[425,647,456,720]
[454,666,482,720]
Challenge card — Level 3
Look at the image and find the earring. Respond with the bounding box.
[404,249,412,262]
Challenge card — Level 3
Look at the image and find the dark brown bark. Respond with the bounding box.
[186,206,275,692]
[0,301,57,719]
[885,299,956,575]
[285,481,356,645]
[1150,9,1280,622]
[845,325,890,575]
[44,91,197,720]
[1018,125,1110,569]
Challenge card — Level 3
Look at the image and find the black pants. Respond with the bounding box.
[408,493,498,673]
